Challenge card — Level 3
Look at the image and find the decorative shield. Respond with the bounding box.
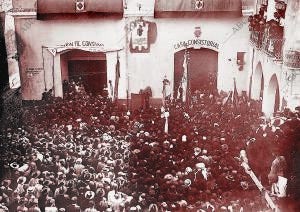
[194,26,202,38]
[194,0,204,10]
[76,0,85,12]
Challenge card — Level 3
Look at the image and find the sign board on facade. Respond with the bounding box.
[63,41,104,48]
[25,67,43,78]
[174,39,219,51]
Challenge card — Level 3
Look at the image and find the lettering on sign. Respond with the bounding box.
[63,41,104,48]
[25,67,43,78]
[174,39,219,51]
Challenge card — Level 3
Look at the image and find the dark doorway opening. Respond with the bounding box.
[174,48,218,98]
[68,60,107,94]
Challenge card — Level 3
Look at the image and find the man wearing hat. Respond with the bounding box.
[65,197,81,212]
[81,191,95,210]
[83,201,99,212]
[16,197,28,212]
[28,198,41,212]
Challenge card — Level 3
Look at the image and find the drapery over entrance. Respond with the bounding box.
[155,0,242,12]
[46,45,123,57]
[37,0,123,14]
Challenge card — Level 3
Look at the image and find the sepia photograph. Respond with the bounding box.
[0,0,300,211]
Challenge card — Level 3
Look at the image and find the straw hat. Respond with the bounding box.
[84,191,95,200]
[17,176,27,185]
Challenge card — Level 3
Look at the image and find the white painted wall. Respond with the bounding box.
[127,16,250,98]
[14,17,125,100]
[14,14,250,100]
[249,48,283,117]
[4,13,20,88]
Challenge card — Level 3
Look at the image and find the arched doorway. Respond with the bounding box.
[60,50,107,95]
[251,62,264,100]
[173,48,218,98]
[264,74,280,116]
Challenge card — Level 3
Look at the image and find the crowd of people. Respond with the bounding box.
[0,79,299,211]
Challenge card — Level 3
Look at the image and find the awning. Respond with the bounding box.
[37,0,123,14]
[155,0,242,17]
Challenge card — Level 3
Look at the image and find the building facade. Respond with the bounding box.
[247,0,300,116]
[4,0,256,104]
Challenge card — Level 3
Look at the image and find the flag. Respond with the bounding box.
[232,78,239,108]
[114,52,120,101]
[109,80,113,98]
[181,51,188,102]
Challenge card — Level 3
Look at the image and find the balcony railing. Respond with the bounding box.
[262,38,284,60]
[249,28,284,61]
[250,31,263,49]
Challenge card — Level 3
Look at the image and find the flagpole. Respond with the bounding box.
[114,51,120,103]
[182,47,187,104]
[185,48,190,106]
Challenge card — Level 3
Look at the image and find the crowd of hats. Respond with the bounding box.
[246,108,300,198]
[0,79,296,211]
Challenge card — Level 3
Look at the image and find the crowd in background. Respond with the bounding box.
[0,79,299,211]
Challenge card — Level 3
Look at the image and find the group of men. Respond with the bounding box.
[0,79,299,211]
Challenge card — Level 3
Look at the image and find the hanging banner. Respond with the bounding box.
[155,0,241,12]
[130,19,150,53]
[37,0,123,14]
